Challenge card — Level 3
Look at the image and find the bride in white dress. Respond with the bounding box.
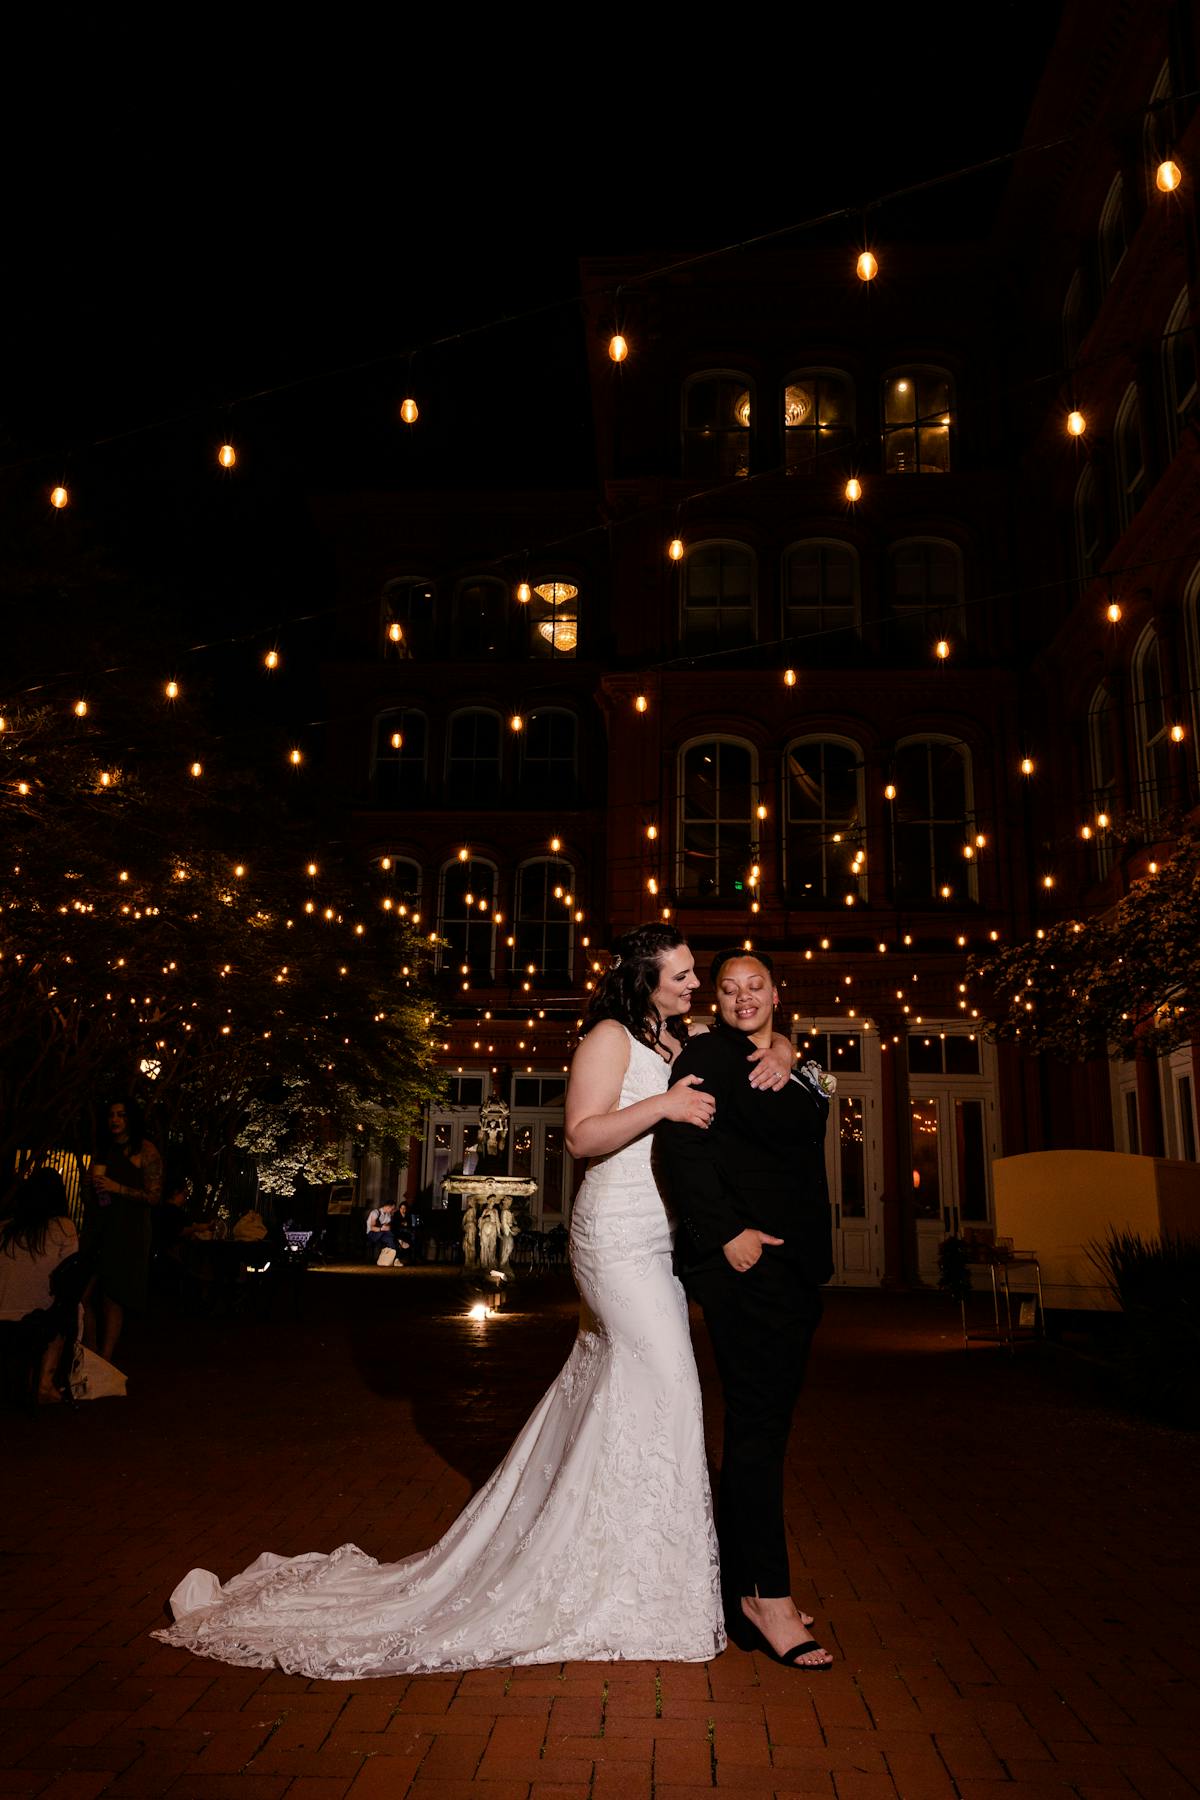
[154,925,790,1677]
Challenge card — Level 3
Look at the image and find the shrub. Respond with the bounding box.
[1086,1228,1200,1428]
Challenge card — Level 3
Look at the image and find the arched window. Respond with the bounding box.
[1098,175,1127,291]
[518,709,578,807]
[892,738,976,902]
[782,541,860,642]
[1132,628,1175,817]
[370,708,427,804]
[1062,269,1086,370]
[1162,288,1196,459]
[678,738,756,901]
[1074,466,1103,587]
[1088,686,1116,879]
[514,857,574,982]
[438,857,498,982]
[374,853,423,918]
[882,368,954,473]
[681,542,755,650]
[888,538,965,656]
[382,578,435,658]
[1143,61,1173,200]
[452,579,508,659]
[782,370,855,470]
[1114,384,1147,528]
[784,738,864,903]
[446,708,502,805]
[682,370,753,479]
[527,578,579,660]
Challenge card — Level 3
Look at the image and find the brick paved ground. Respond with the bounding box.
[2,1266,1198,1800]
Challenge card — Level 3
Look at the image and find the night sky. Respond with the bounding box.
[4,5,1065,703]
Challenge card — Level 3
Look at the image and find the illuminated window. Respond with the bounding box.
[682,542,755,650]
[892,738,976,902]
[527,578,579,660]
[783,370,855,470]
[382,578,435,658]
[518,710,578,807]
[446,708,502,805]
[370,709,427,804]
[1098,175,1126,291]
[452,579,508,659]
[1162,289,1197,460]
[782,541,860,643]
[1074,466,1103,586]
[678,738,756,902]
[784,738,864,903]
[1114,384,1147,528]
[514,857,574,982]
[682,371,753,479]
[373,853,422,911]
[882,368,953,473]
[437,857,498,980]
[889,539,965,656]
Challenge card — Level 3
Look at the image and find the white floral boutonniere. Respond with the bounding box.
[798,1058,837,1098]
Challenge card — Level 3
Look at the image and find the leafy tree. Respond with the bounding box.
[971,814,1200,1060]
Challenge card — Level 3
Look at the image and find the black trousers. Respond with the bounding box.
[687,1252,823,1607]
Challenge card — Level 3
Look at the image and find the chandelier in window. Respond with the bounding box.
[533,581,579,607]
[734,392,752,428]
[784,385,812,427]
[538,615,578,653]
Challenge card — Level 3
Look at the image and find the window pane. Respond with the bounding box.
[681,740,755,900]
[543,1125,565,1213]
[908,1037,944,1075]
[910,1099,941,1218]
[447,710,502,804]
[828,1032,862,1073]
[1124,1089,1140,1153]
[454,582,507,658]
[785,740,862,902]
[511,1123,533,1179]
[884,372,955,473]
[384,580,436,658]
[838,1097,866,1218]
[956,1099,989,1222]
[944,1035,981,1075]
[519,711,578,806]
[784,374,854,469]
[372,711,427,804]
[683,545,754,649]
[439,858,497,980]
[683,377,752,478]
[515,858,573,981]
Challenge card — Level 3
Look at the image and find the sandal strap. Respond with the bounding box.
[784,1639,829,1662]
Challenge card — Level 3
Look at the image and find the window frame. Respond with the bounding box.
[437,856,499,982]
[1132,626,1175,819]
[680,539,757,651]
[781,539,861,642]
[1073,466,1102,587]
[1113,383,1147,530]
[881,366,955,475]
[681,368,754,480]
[381,577,436,658]
[445,707,503,805]
[512,856,575,985]
[373,852,423,920]
[782,734,866,904]
[517,708,579,807]
[452,577,509,660]
[1162,288,1196,460]
[891,735,978,904]
[1087,686,1116,880]
[676,734,759,904]
[782,367,856,471]
[1098,174,1127,291]
[888,537,966,653]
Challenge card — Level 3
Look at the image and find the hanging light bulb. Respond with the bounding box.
[756,803,767,820]
[1156,159,1182,192]
[510,714,524,732]
[1066,409,1086,437]
[516,581,531,603]
[390,730,403,749]
[265,649,280,669]
[935,638,951,659]
[1021,757,1035,775]
[884,783,897,800]
[1097,811,1109,828]
[844,477,862,503]
[73,699,88,717]
[164,680,179,699]
[218,442,237,469]
[646,824,658,840]
[387,621,403,643]
[400,397,419,424]
[1106,601,1122,623]
[634,694,648,713]
[190,761,203,778]
[784,668,797,687]
[1170,723,1186,742]
[856,250,878,281]
[50,485,69,509]
[289,748,303,765]
[608,333,628,362]
[668,537,684,561]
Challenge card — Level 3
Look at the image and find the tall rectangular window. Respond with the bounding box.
[784,739,863,902]
[679,740,755,901]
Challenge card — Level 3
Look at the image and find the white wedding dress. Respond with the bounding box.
[153,1029,725,1676]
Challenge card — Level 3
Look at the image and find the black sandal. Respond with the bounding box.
[726,1611,834,1670]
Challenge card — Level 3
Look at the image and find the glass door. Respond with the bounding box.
[794,1024,884,1285]
[907,1030,1001,1283]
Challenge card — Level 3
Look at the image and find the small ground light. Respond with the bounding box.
[609,333,628,362]
[1067,410,1086,436]
[845,477,862,502]
[400,397,419,424]
[468,1302,489,1321]
[1156,159,1182,192]
[218,443,236,468]
[50,485,69,509]
[856,250,878,281]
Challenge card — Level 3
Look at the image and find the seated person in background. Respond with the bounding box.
[365,1202,397,1260]
[0,1167,80,1403]
[393,1200,418,1264]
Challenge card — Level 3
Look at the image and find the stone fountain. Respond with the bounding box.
[441,1093,537,1271]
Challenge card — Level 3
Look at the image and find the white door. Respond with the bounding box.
[794,1023,884,1286]
[908,1029,1002,1284]
[1163,1044,1199,1162]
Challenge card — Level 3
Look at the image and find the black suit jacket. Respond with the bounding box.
[657,1028,834,1286]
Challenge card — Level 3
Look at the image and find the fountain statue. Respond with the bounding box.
[441,1092,537,1269]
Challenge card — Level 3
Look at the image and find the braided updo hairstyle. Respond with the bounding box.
[580,922,691,1053]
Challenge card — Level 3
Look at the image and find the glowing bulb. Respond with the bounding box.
[390,731,403,749]
[884,783,897,800]
[510,714,524,732]
[1156,159,1182,193]
[218,442,236,469]
[265,649,280,669]
[634,694,648,713]
[289,748,303,765]
[1171,723,1186,742]
[190,761,203,778]
[1107,601,1122,623]
[609,333,628,362]
[387,621,403,642]
[1042,874,1055,889]
[468,1303,489,1321]
[646,824,658,840]
[1081,824,1093,839]
[307,863,318,876]
[50,485,69,509]
[1097,812,1109,828]
[1021,757,1035,775]
[99,771,111,786]
[234,864,245,877]
[549,837,561,852]
[963,844,974,859]
[935,639,950,659]
[668,537,684,561]
[1067,410,1086,437]
[845,477,862,502]
[400,397,419,424]
[516,581,531,603]
[73,700,88,717]
[647,877,658,895]
[756,804,767,820]
[784,668,797,687]
[164,680,179,699]
[856,250,878,281]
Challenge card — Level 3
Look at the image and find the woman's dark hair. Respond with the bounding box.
[102,1096,146,1154]
[581,923,691,1053]
[1,1166,70,1260]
